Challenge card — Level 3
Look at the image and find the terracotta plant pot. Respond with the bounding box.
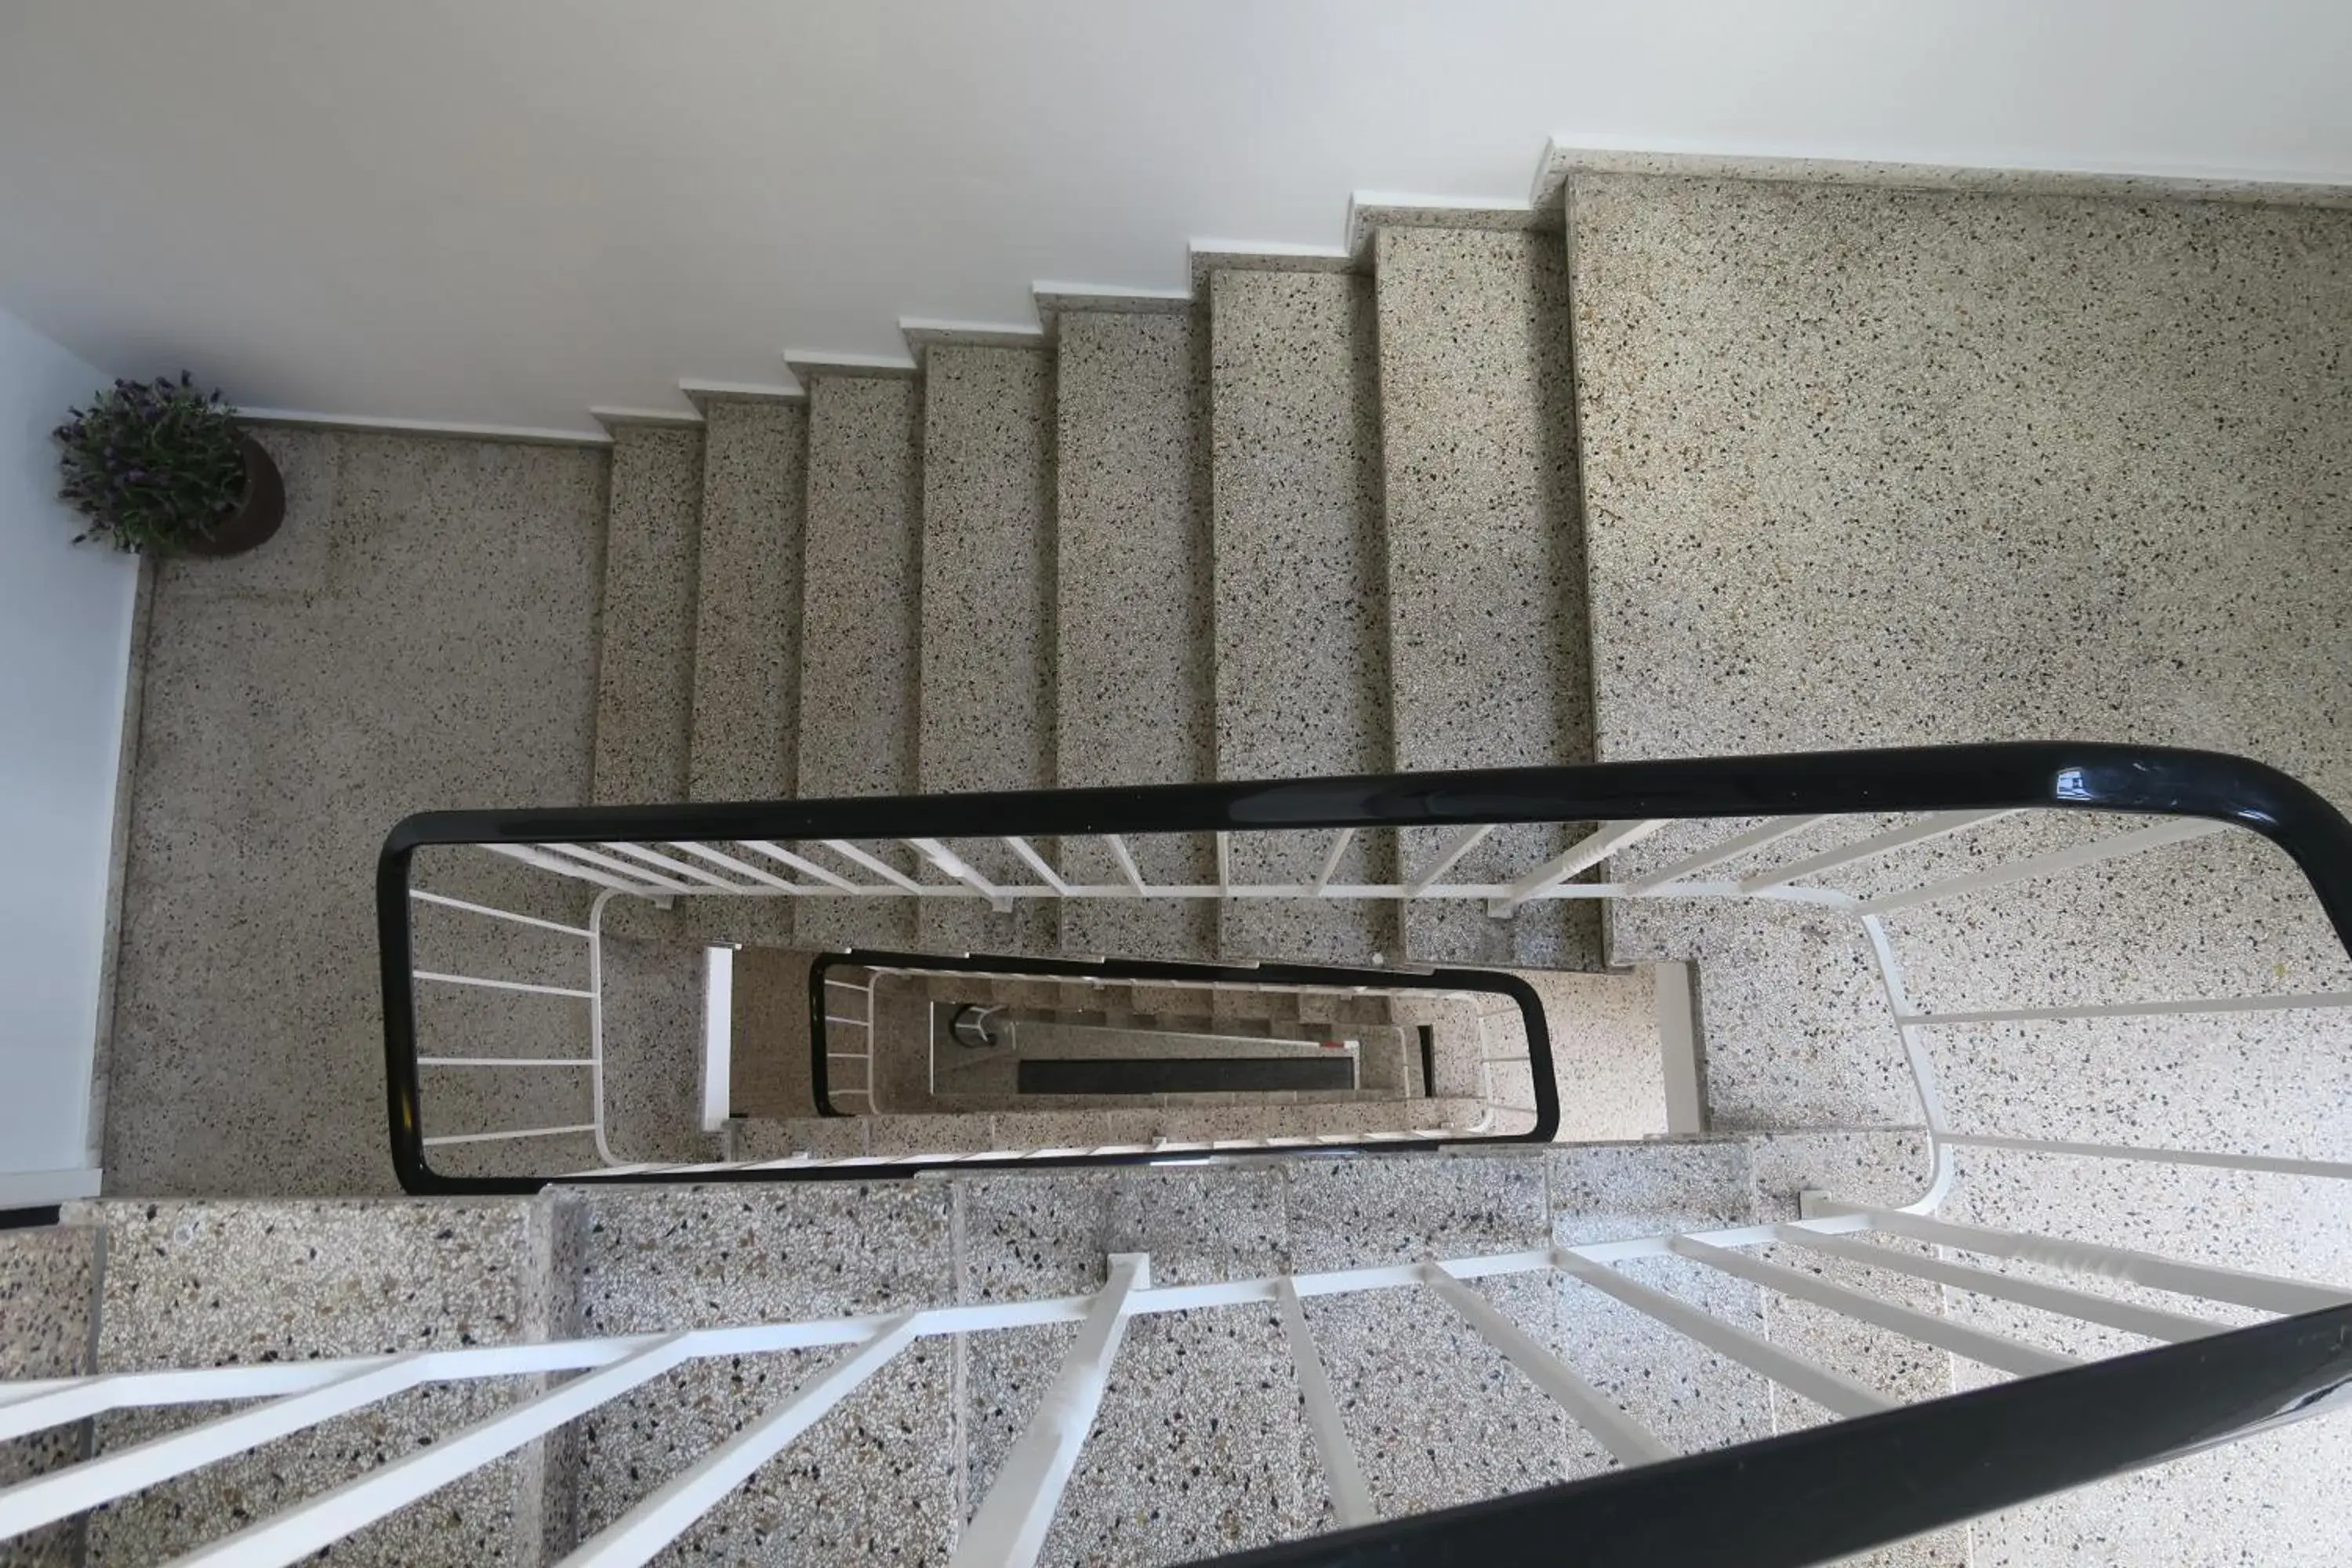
[180,436,284,558]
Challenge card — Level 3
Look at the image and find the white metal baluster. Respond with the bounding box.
[406,889,594,938]
[1003,837,1070,895]
[412,971,595,1000]
[1311,829,1356,896]
[1737,808,2019,894]
[1552,1251,1893,1418]
[1771,1229,2224,1343]
[600,842,752,891]
[539,843,699,894]
[1420,1265,1671,1467]
[422,1123,599,1147]
[481,840,663,895]
[952,1254,1149,1568]
[169,1335,699,1568]
[739,841,862,891]
[1899,992,2352,1026]
[911,837,1014,911]
[1276,1277,1374,1526]
[1854,818,2229,917]
[1865,1212,2352,1316]
[1668,1238,2078,1377]
[1102,836,1148,896]
[1403,825,1493,898]
[1490,820,1671,916]
[558,1315,922,1567]
[1627,815,1831,895]
[1934,1131,2352,1182]
[664,840,807,892]
[825,839,927,893]
[0,1356,426,1536]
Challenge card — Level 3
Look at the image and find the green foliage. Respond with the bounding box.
[53,372,247,552]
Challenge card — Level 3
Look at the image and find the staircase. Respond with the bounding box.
[535,210,1628,1176]
[590,226,1599,973]
[45,149,2352,1566]
[1,1138,1933,1566]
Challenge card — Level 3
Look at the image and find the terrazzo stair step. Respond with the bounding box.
[942,1145,1776,1559]
[1278,1142,1775,1520]
[63,1197,580,1566]
[581,930,721,1167]
[0,1224,100,1568]
[1374,227,1603,970]
[793,373,924,950]
[593,423,703,807]
[1052,308,1217,962]
[1207,269,1396,965]
[1354,1022,1413,1094]
[1054,981,1112,1014]
[679,395,808,949]
[916,344,1060,957]
[867,967,944,1113]
[591,423,704,942]
[1210,988,1303,1027]
[565,1182,961,1563]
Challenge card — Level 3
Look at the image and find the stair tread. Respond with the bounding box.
[67,1198,569,1566]
[569,1182,958,1563]
[794,376,922,949]
[1208,270,1395,965]
[1053,310,1216,962]
[916,344,1058,956]
[1374,226,1602,969]
[0,1225,98,1567]
[591,425,702,805]
[687,399,806,804]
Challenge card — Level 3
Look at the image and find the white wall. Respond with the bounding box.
[2,0,2350,435]
[0,305,133,1198]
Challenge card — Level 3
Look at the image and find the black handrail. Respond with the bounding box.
[378,742,2352,1191]
[1188,1302,2352,1567]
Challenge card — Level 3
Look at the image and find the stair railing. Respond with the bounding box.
[381,740,2352,1211]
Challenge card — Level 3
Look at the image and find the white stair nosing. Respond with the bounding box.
[782,348,921,380]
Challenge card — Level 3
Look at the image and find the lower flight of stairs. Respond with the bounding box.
[2,1134,1945,1567]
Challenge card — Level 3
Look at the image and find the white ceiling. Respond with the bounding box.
[3,0,2347,437]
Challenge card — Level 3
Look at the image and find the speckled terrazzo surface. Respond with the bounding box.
[554,1143,1796,1556]
[572,1181,961,1564]
[1053,311,1217,961]
[1569,172,2352,777]
[1569,174,2352,1561]
[44,1131,2338,1563]
[1571,171,2352,1124]
[918,345,1058,956]
[1939,1144,2352,1566]
[1209,270,1393,964]
[793,375,924,950]
[592,424,701,807]
[105,429,608,1196]
[73,1197,564,1565]
[686,399,804,805]
[1521,967,1668,1142]
[1375,227,1601,971]
[727,945,821,1119]
[0,1226,98,1568]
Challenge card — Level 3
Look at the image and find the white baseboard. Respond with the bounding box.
[0,1167,103,1209]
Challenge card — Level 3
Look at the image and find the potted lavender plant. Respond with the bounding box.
[53,373,282,556]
